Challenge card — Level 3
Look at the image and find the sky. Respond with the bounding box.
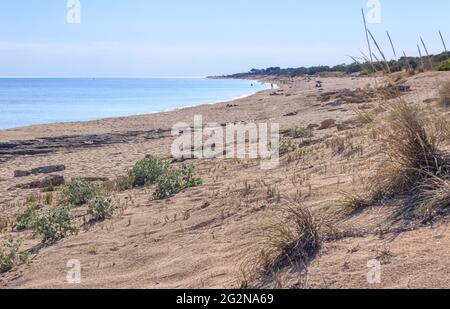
[0,0,448,77]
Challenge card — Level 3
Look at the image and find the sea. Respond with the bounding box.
[0,78,268,130]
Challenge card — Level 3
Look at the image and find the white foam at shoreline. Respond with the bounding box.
[163,80,271,113]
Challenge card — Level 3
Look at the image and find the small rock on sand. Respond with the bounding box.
[13,175,65,190]
[14,165,66,178]
[319,119,336,130]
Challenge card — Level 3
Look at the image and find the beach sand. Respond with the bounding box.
[1,71,450,288]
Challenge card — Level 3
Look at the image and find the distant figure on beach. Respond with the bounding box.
[271,83,274,89]
[251,83,254,87]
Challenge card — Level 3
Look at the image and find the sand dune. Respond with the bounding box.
[1,71,450,288]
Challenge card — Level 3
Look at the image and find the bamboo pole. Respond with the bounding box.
[386,31,397,59]
[417,44,425,70]
[420,37,433,69]
[361,8,373,63]
[403,51,413,72]
[360,50,370,62]
[360,51,377,73]
[439,30,447,53]
[348,56,361,64]
[368,30,391,73]
[372,52,382,63]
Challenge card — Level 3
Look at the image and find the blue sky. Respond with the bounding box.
[0,0,448,77]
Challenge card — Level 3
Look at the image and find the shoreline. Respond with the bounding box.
[0,78,271,134]
[163,79,273,113]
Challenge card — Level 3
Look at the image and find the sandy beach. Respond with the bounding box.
[2,71,450,288]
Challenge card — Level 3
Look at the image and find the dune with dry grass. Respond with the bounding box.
[440,81,450,107]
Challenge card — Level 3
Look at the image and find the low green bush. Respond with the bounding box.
[88,197,118,221]
[436,59,450,71]
[153,168,183,200]
[0,238,22,273]
[14,203,38,231]
[32,206,78,243]
[61,180,98,206]
[180,164,203,188]
[292,127,313,139]
[153,164,202,200]
[129,155,169,187]
[279,140,297,156]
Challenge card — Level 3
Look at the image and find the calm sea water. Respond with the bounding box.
[0,78,268,130]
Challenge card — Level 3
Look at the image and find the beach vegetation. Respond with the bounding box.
[14,202,39,231]
[32,206,78,243]
[129,155,169,187]
[180,164,203,188]
[61,180,99,206]
[439,81,450,107]
[88,197,118,221]
[0,238,23,274]
[436,59,450,71]
[102,175,134,193]
[250,203,321,283]
[291,127,314,139]
[279,140,297,156]
[353,101,450,218]
[153,168,183,200]
[153,164,202,200]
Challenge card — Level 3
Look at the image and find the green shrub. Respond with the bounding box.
[129,155,169,187]
[0,238,22,273]
[14,203,38,231]
[279,140,297,156]
[153,165,202,200]
[153,169,183,200]
[88,197,118,221]
[436,59,450,71]
[292,127,313,139]
[61,180,98,206]
[180,164,203,188]
[32,206,78,243]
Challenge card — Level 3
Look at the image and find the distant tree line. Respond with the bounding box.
[224,51,450,78]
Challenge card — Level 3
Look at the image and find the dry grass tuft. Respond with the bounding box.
[373,102,447,198]
[339,191,372,214]
[351,100,450,218]
[242,202,321,287]
[439,81,450,108]
[415,175,450,218]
